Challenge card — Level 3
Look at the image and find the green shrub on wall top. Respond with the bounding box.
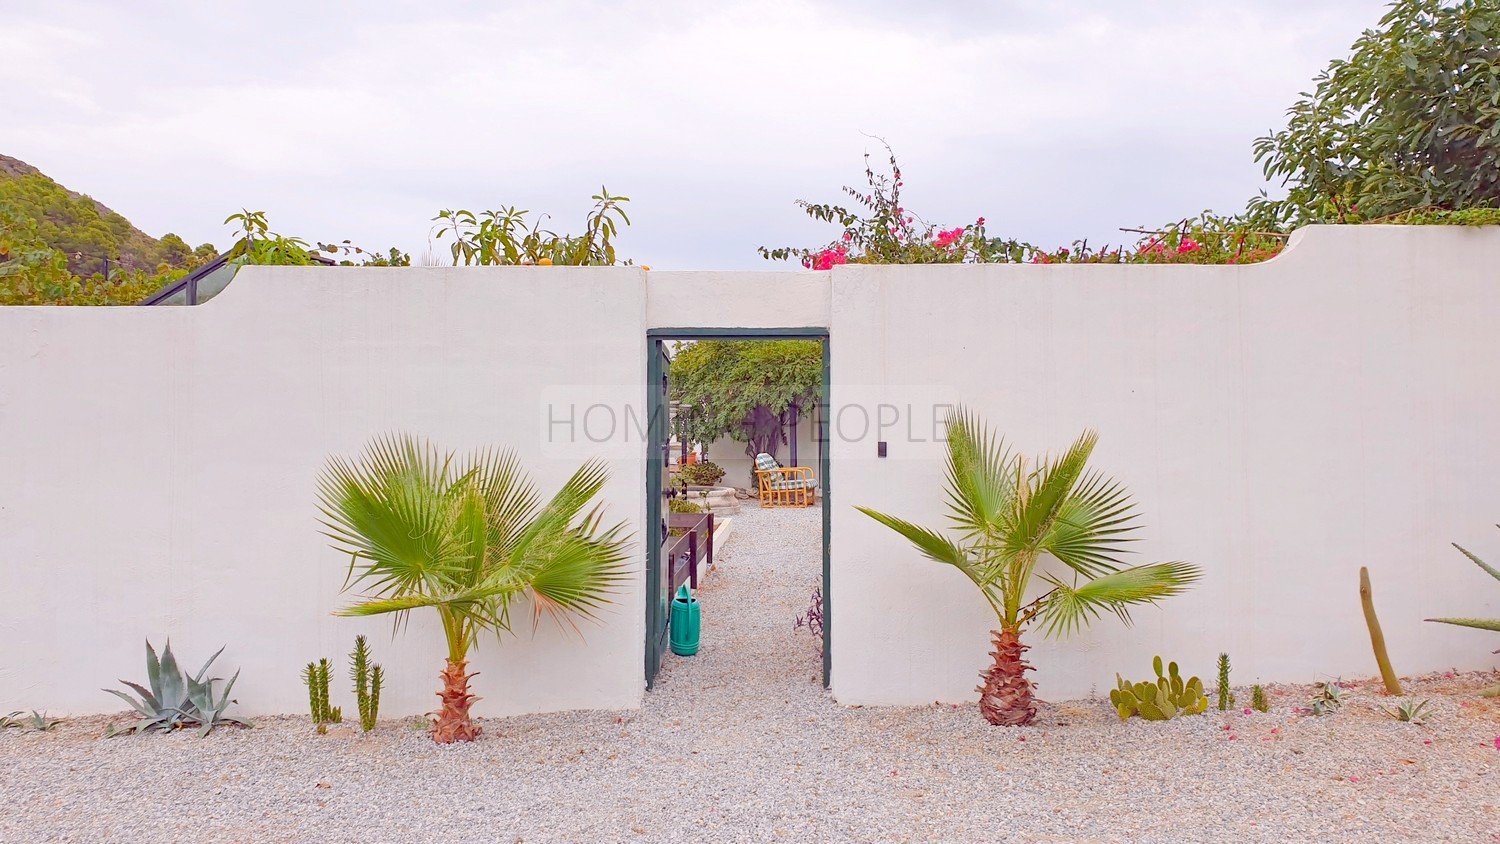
[1251,0,1500,227]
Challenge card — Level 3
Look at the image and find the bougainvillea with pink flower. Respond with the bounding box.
[760,146,1288,270]
[759,145,1032,267]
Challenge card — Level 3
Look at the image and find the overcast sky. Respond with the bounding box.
[2,0,1390,269]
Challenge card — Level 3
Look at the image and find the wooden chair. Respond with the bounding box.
[754,452,817,508]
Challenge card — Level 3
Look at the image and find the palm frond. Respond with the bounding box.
[317,433,471,600]
[463,447,541,559]
[1004,430,1097,559]
[942,407,1016,539]
[1042,470,1141,577]
[1037,561,1202,638]
[509,459,612,565]
[321,435,631,658]
[525,510,634,631]
[856,506,1002,616]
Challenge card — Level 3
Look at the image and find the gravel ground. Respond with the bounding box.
[3,502,1499,843]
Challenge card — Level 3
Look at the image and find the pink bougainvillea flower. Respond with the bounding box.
[1494,737,1500,750]
[842,231,853,242]
[1349,776,1359,783]
[1244,708,1252,715]
[934,227,966,249]
[976,216,986,226]
[1177,238,1202,254]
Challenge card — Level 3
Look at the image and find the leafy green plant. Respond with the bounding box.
[1425,527,1500,697]
[857,408,1201,726]
[303,658,342,733]
[223,210,320,266]
[1111,657,1209,721]
[675,461,726,488]
[1251,684,1271,713]
[1216,653,1234,711]
[668,497,702,514]
[432,188,632,267]
[1379,698,1433,724]
[318,434,632,742]
[1250,0,1500,226]
[103,639,251,737]
[350,635,384,733]
[1307,680,1348,716]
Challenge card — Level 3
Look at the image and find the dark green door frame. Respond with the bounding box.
[644,327,832,690]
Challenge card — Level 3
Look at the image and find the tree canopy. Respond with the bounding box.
[1251,0,1500,226]
[669,339,822,466]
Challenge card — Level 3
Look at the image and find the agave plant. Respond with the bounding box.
[857,409,1201,726]
[0,711,25,729]
[1425,530,1500,697]
[1379,698,1433,724]
[25,711,61,732]
[318,434,631,743]
[103,639,251,737]
[1306,680,1348,716]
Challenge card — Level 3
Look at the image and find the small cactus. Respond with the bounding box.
[1109,657,1209,721]
[1251,684,1270,713]
[303,658,341,730]
[350,635,384,733]
[1216,653,1232,711]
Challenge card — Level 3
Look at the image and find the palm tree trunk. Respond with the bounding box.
[977,627,1037,726]
[432,659,482,743]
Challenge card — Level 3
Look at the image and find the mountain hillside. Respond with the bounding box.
[0,154,212,278]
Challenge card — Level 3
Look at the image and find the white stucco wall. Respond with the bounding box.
[646,271,830,330]
[0,266,649,717]
[829,225,1500,704]
[4,226,1500,717]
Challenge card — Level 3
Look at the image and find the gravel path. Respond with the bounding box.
[3,502,1499,842]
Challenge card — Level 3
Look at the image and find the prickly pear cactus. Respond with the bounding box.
[1110,657,1209,720]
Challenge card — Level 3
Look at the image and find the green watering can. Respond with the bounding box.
[670,585,700,656]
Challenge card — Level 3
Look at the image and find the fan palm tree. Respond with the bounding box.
[318,434,631,742]
[856,409,1201,726]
